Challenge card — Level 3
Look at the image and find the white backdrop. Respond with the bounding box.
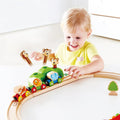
[0,0,88,34]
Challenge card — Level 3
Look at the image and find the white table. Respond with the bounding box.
[1,64,120,120]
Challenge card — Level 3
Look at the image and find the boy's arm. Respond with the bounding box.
[82,55,104,74]
[65,55,104,78]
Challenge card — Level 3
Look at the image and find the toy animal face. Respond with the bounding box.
[18,86,26,95]
[33,78,42,87]
[22,51,28,58]
[42,49,51,56]
[52,58,59,65]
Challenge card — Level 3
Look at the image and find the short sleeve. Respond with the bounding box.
[86,44,98,61]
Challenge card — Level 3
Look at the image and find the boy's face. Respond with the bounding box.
[64,27,91,52]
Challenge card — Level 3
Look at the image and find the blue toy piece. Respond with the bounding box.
[46,71,62,86]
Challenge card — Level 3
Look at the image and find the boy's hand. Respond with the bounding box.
[31,52,43,61]
[64,66,85,79]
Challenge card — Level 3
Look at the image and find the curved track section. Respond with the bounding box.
[7,71,120,120]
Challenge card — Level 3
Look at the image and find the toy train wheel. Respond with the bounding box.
[18,96,22,102]
[49,81,54,87]
[31,87,37,93]
[58,78,62,83]
[25,91,30,96]
[41,84,46,89]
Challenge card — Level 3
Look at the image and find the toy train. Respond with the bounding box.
[13,66,64,102]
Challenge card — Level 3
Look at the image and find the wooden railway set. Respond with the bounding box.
[7,50,120,120]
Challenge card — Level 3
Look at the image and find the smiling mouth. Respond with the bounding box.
[70,44,79,48]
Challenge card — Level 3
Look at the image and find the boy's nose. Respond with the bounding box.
[70,38,76,44]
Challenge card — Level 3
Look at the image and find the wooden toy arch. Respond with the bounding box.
[7,71,120,120]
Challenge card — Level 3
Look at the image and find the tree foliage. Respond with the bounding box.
[108,81,118,91]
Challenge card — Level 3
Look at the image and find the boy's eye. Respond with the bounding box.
[67,36,71,39]
[76,37,80,39]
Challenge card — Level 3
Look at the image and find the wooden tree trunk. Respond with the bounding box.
[109,91,118,96]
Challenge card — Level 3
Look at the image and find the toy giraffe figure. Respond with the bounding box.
[51,58,59,68]
[42,48,51,64]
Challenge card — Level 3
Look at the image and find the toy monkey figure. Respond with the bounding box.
[42,48,51,64]
[14,85,26,96]
[20,50,32,65]
[51,58,59,68]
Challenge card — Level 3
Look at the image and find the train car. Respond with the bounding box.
[13,86,30,102]
[28,78,46,93]
[29,66,64,87]
[45,71,62,86]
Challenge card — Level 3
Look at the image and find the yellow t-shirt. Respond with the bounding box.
[56,41,98,66]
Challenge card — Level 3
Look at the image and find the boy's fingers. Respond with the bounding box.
[64,66,78,75]
[72,71,82,78]
[73,69,80,74]
[70,66,78,72]
[64,66,72,71]
[71,74,79,79]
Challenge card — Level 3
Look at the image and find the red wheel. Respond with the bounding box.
[41,84,46,89]
[31,87,37,93]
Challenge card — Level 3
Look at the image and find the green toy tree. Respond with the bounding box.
[108,81,118,96]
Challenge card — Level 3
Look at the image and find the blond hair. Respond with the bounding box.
[61,8,91,33]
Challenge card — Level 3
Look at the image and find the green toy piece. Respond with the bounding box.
[58,78,62,83]
[30,66,64,82]
[116,113,120,116]
[28,66,64,87]
[108,81,118,96]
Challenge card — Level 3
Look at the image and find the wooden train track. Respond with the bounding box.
[7,71,120,120]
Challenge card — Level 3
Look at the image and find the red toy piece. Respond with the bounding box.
[13,94,20,101]
[111,114,120,120]
[31,87,37,93]
[41,84,46,89]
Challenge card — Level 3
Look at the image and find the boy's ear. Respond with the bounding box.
[87,29,92,38]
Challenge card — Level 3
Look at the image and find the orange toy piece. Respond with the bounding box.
[20,50,32,66]
[48,53,56,61]
[14,85,26,95]
[33,78,42,87]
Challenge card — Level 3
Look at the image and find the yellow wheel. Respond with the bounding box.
[18,96,22,102]
[25,91,30,97]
